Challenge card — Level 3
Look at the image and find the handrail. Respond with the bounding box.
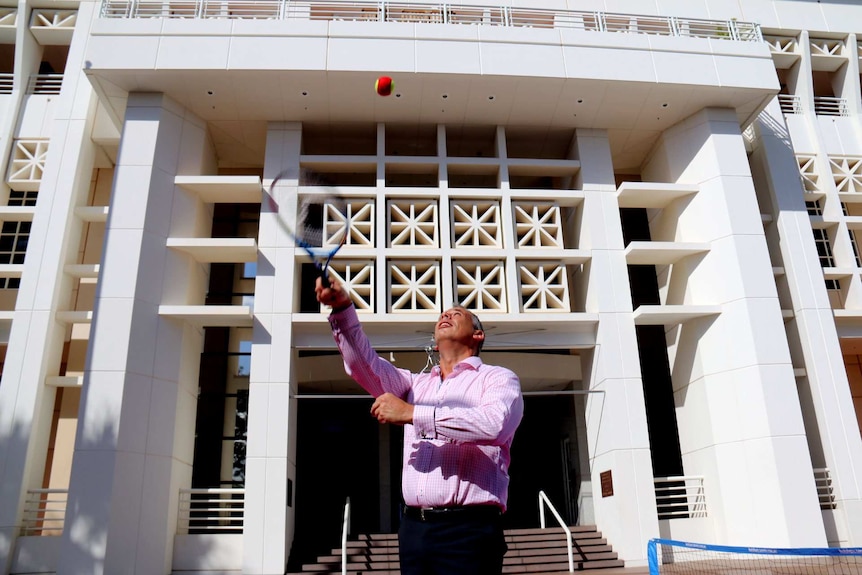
[813,96,848,117]
[0,72,13,94]
[538,490,574,573]
[654,475,707,519]
[778,94,801,115]
[97,0,762,43]
[27,73,63,95]
[813,468,836,510]
[177,487,244,534]
[341,497,351,575]
[21,488,68,536]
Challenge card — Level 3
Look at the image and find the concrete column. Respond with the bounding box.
[58,92,214,574]
[243,122,301,574]
[642,107,826,547]
[752,101,862,546]
[575,129,659,565]
[0,3,100,571]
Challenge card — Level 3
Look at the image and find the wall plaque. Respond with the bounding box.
[600,470,613,498]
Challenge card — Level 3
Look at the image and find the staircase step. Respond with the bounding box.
[292,525,625,575]
[503,559,625,573]
[505,525,600,536]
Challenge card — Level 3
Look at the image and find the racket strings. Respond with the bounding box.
[296,197,349,248]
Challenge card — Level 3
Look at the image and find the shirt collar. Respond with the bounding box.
[432,355,483,374]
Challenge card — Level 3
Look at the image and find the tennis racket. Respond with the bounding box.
[263,169,349,288]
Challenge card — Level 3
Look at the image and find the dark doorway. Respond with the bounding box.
[506,395,578,529]
[289,398,379,569]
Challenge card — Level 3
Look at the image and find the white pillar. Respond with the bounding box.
[58,93,214,574]
[642,107,826,547]
[0,3,100,569]
[242,122,301,574]
[576,129,659,565]
[752,101,862,546]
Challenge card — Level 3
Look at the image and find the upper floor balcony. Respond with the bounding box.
[98,0,762,42]
[86,0,778,171]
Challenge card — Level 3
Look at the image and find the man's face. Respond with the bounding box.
[434,307,481,347]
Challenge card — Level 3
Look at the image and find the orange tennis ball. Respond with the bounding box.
[376,76,394,97]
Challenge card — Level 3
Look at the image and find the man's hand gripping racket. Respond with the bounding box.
[264,169,349,289]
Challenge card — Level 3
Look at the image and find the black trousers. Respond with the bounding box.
[398,506,507,575]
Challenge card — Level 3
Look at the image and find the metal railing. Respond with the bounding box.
[21,489,68,536]
[814,96,848,117]
[654,476,707,519]
[177,487,244,534]
[0,73,13,94]
[538,490,574,573]
[27,74,63,95]
[814,468,836,510]
[778,94,802,115]
[98,0,762,42]
[341,497,351,575]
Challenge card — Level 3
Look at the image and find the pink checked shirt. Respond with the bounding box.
[329,306,524,511]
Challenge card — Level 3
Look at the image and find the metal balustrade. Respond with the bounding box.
[654,476,707,519]
[814,468,836,510]
[27,74,63,95]
[177,488,244,534]
[814,96,849,117]
[779,94,802,115]
[0,73,13,94]
[21,489,68,536]
[98,0,762,42]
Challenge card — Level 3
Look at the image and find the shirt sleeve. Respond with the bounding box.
[328,305,413,399]
[421,366,523,446]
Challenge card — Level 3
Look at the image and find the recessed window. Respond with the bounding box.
[236,340,251,377]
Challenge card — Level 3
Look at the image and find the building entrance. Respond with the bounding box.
[290,392,584,567]
[506,395,582,529]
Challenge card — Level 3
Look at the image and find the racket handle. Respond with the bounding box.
[319,271,331,289]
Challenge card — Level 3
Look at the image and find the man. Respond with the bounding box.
[315,278,524,575]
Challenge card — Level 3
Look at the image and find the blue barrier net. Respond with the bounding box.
[648,539,862,575]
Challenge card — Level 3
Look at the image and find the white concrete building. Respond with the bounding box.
[0,0,861,573]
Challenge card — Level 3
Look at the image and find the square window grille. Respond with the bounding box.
[453,260,507,312]
[518,261,571,312]
[389,260,440,312]
[388,199,438,247]
[829,157,862,193]
[797,155,820,193]
[513,202,564,248]
[7,140,48,190]
[451,200,502,248]
[327,261,374,313]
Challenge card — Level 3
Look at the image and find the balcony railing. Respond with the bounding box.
[0,73,13,94]
[98,0,762,42]
[177,488,244,534]
[21,489,68,536]
[814,467,836,510]
[654,476,707,520]
[778,94,802,115]
[814,96,849,117]
[27,74,63,95]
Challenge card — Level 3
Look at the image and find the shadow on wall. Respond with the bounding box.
[55,417,117,574]
[0,419,30,570]
[666,315,719,407]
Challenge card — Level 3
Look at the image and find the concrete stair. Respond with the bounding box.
[287,524,625,574]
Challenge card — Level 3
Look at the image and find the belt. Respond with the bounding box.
[402,504,502,522]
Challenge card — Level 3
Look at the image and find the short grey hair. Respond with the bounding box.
[466,309,485,355]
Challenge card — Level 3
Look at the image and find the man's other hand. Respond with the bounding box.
[371,393,414,425]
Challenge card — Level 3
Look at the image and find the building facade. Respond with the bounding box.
[0,0,861,573]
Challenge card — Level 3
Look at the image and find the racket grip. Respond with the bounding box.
[319,271,331,289]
